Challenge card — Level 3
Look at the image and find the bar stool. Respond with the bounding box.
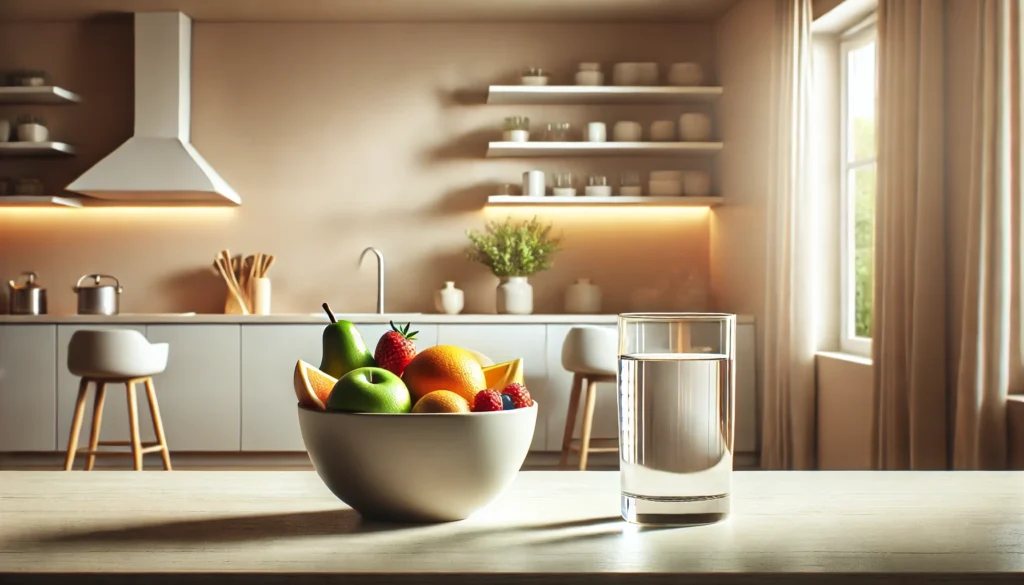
[559,326,619,470]
[64,329,172,471]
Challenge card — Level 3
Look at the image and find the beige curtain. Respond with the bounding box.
[872,0,949,470]
[952,0,1022,470]
[761,0,817,470]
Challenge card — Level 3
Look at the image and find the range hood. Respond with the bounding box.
[67,12,240,205]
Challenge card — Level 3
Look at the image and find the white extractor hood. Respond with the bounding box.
[67,12,240,205]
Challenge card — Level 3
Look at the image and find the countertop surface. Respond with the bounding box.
[0,313,755,325]
[1,470,1021,584]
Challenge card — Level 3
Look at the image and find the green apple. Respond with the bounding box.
[326,366,411,414]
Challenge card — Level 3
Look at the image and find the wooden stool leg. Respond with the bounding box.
[126,380,143,471]
[144,377,172,471]
[64,378,91,471]
[559,373,584,468]
[85,382,107,471]
[578,379,599,471]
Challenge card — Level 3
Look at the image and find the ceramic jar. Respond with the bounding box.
[565,278,602,314]
[434,281,465,315]
[497,276,533,315]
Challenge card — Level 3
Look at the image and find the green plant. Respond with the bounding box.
[466,216,562,278]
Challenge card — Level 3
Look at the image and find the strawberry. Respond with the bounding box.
[501,383,534,408]
[374,321,418,377]
[472,389,504,412]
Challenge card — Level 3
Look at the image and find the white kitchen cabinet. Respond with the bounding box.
[57,324,150,450]
[436,324,547,450]
[241,324,439,451]
[735,323,757,454]
[544,325,618,452]
[147,325,242,451]
[0,325,57,451]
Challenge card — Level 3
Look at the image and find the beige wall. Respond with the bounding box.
[712,0,776,433]
[0,20,717,316]
[817,353,874,469]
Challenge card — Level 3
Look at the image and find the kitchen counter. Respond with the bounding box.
[0,313,755,325]
[1,470,1021,584]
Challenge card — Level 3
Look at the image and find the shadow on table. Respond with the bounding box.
[16,511,682,549]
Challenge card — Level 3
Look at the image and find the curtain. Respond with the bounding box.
[952,0,1022,470]
[871,0,948,470]
[761,0,817,470]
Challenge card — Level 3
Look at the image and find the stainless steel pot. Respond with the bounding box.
[8,271,47,315]
[73,274,122,315]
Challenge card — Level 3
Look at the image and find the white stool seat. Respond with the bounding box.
[561,326,617,377]
[68,329,169,379]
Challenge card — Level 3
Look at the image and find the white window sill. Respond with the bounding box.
[816,350,873,366]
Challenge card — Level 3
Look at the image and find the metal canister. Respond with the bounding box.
[8,272,47,315]
[73,274,123,315]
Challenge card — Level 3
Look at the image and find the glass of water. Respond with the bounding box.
[617,313,735,525]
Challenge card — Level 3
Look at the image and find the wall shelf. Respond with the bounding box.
[0,86,81,104]
[486,195,722,207]
[0,141,75,156]
[486,85,722,105]
[0,196,82,208]
[486,141,722,158]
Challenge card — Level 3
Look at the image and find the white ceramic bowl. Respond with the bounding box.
[649,179,683,196]
[298,403,538,522]
[613,121,642,142]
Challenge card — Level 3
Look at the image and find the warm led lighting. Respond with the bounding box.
[483,205,712,219]
[0,206,237,223]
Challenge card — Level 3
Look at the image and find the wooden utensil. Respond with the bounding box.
[215,257,249,315]
[262,255,275,277]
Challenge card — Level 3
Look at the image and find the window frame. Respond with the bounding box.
[838,14,877,357]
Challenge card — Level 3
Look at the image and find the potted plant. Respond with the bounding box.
[466,216,562,315]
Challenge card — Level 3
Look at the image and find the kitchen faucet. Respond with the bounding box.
[359,247,384,314]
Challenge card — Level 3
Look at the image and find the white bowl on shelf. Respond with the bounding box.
[682,171,712,196]
[649,179,683,196]
[613,121,642,142]
[668,62,704,86]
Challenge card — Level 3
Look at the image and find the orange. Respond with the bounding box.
[293,359,337,411]
[411,390,471,414]
[402,345,487,403]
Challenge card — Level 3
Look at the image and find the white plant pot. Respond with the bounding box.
[497,276,533,315]
[17,123,48,143]
[434,281,465,315]
[565,278,602,314]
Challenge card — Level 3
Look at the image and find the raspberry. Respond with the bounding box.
[501,383,534,408]
[472,389,503,412]
[501,394,514,410]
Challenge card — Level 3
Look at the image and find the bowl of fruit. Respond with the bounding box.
[292,303,538,523]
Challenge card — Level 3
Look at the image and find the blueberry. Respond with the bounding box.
[501,394,514,410]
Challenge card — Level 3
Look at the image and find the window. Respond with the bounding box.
[839,17,876,356]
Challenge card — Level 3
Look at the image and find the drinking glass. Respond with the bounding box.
[617,313,735,525]
[546,122,572,141]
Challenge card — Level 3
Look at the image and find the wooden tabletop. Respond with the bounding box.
[2,470,1023,584]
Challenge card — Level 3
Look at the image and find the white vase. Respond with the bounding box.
[17,123,48,142]
[565,278,602,314]
[434,281,464,315]
[496,276,533,315]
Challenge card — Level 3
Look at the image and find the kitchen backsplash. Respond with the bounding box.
[0,20,715,315]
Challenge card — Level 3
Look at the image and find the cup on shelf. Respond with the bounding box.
[679,113,712,141]
[668,62,704,86]
[649,120,676,142]
[637,62,659,85]
[585,175,612,197]
[612,121,642,142]
[612,62,640,86]
[502,116,530,142]
[553,172,577,196]
[620,172,642,196]
[682,170,712,196]
[545,122,572,142]
[576,63,604,86]
[523,170,546,197]
[585,122,607,142]
[521,67,550,86]
[497,183,518,196]
[649,170,684,196]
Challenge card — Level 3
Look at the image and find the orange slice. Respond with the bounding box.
[482,358,524,390]
[293,359,337,411]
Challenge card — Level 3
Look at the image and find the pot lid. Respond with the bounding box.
[9,271,43,290]
[74,274,123,292]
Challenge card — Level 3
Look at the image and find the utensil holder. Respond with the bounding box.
[224,291,249,315]
[252,278,271,315]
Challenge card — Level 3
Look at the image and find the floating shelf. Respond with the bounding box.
[0,142,76,156]
[486,141,722,158]
[0,86,81,104]
[0,195,82,208]
[486,195,722,207]
[486,85,722,105]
